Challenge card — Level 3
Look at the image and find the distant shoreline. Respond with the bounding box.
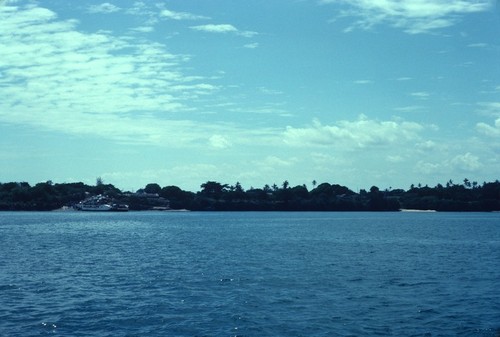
[1,179,499,212]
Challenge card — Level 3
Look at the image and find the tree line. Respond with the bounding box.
[0,178,499,212]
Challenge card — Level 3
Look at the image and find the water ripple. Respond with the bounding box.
[0,212,499,336]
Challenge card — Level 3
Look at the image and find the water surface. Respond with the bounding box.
[1,211,499,336]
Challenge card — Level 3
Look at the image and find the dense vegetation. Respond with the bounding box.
[0,178,499,212]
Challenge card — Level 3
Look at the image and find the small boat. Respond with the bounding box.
[76,203,113,211]
[111,204,129,212]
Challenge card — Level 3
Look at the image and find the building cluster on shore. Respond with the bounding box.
[0,179,499,212]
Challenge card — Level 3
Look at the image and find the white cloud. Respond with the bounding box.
[387,155,404,163]
[238,30,259,38]
[353,79,373,84]
[209,135,232,149]
[476,118,500,137]
[160,8,209,21]
[416,140,437,150]
[244,42,259,49]
[88,3,121,14]
[394,105,424,112]
[190,24,258,37]
[411,91,431,100]
[322,0,492,34]
[191,24,238,33]
[467,42,488,48]
[450,152,482,172]
[263,156,296,167]
[415,160,441,174]
[311,152,337,164]
[416,152,482,175]
[259,87,283,95]
[478,102,500,117]
[249,156,299,178]
[283,116,424,148]
[125,1,151,16]
[130,26,154,33]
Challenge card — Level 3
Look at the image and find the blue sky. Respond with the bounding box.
[1,0,499,192]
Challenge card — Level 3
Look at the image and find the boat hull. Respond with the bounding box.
[77,204,113,211]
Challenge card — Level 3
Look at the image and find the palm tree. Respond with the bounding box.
[463,178,471,188]
[282,180,289,189]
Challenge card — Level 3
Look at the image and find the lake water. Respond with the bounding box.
[0,211,499,336]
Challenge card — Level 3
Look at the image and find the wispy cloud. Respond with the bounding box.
[160,8,209,20]
[257,156,298,171]
[411,91,431,100]
[0,4,228,146]
[259,87,283,95]
[478,102,500,116]
[130,26,154,33]
[125,1,152,16]
[394,105,424,112]
[244,42,259,49]
[190,24,258,37]
[191,23,238,33]
[88,2,121,14]
[322,0,492,34]
[353,79,373,85]
[467,42,488,48]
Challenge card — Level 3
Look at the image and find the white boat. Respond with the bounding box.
[111,203,129,212]
[75,194,119,211]
[77,203,113,211]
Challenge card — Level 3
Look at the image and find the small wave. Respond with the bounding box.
[0,284,18,291]
[219,278,235,282]
[417,308,440,315]
[40,322,58,333]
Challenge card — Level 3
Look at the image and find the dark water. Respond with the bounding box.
[0,211,499,336]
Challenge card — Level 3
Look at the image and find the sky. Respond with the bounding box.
[1,0,499,192]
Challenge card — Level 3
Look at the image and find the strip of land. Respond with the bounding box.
[1,179,498,212]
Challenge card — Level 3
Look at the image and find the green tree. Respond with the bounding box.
[200,181,228,199]
[291,185,309,199]
[234,182,244,193]
[144,183,161,194]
